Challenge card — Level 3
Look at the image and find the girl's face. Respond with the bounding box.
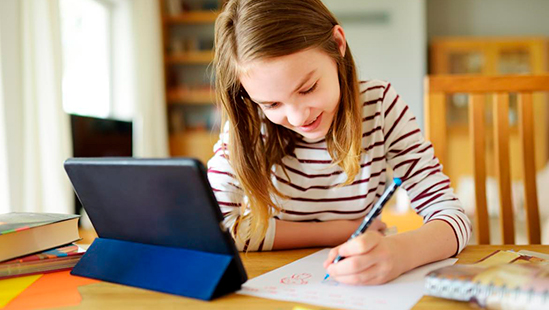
[239,28,346,141]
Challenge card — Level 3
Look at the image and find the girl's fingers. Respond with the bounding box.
[326,252,381,277]
[329,263,382,285]
[325,236,401,285]
[323,246,341,268]
[337,231,382,257]
[324,227,386,269]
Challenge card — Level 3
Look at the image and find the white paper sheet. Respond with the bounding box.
[238,249,457,310]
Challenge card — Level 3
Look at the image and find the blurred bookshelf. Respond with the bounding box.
[164,10,219,24]
[160,0,223,164]
[429,37,549,182]
[166,50,214,64]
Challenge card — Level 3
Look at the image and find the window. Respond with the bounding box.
[59,0,113,118]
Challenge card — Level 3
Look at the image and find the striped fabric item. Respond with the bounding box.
[207,80,471,253]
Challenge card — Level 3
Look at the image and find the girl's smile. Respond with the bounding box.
[298,112,323,132]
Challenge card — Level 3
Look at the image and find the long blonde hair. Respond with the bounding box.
[214,0,362,243]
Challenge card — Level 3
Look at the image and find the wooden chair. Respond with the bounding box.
[424,74,549,244]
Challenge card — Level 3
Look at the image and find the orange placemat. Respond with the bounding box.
[3,271,99,310]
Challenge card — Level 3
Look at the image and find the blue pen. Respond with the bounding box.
[324,177,402,281]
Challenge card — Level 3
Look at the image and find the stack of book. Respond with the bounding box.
[0,212,84,279]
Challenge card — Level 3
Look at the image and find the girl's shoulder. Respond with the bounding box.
[358,79,391,101]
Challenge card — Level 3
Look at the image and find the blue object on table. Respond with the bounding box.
[64,158,248,300]
[72,238,242,300]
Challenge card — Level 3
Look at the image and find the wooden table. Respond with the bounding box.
[56,245,549,309]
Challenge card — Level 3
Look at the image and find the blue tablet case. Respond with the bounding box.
[64,158,247,300]
[72,238,241,300]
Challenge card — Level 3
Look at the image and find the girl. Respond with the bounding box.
[208,0,471,285]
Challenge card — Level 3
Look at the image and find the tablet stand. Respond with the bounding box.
[71,238,243,300]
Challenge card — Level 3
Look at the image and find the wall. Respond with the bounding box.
[325,0,427,129]
[428,0,549,38]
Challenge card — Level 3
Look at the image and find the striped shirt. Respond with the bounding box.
[207,80,471,253]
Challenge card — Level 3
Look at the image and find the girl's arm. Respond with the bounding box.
[379,83,470,255]
[272,218,387,250]
[389,219,457,271]
[324,82,470,284]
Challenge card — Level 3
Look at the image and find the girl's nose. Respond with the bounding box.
[286,104,310,127]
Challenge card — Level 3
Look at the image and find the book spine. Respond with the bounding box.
[425,275,476,302]
[425,275,549,308]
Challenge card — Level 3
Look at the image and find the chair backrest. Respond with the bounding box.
[424,74,549,244]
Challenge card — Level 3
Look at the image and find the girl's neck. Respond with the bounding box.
[300,135,326,144]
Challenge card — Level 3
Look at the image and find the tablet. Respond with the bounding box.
[64,157,247,284]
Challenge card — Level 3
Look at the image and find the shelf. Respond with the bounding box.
[161,2,220,158]
[169,131,219,164]
[166,51,213,64]
[171,130,218,141]
[164,11,220,24]
[168,88,214,105]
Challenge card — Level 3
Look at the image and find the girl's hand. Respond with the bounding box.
[322,231,405,285]
[366,218,387,233]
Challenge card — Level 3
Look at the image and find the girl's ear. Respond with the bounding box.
[332,25,347,57]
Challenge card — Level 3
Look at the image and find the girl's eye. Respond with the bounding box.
[257,81,317,110]
[299,82,317,95]
[263,102,280,110]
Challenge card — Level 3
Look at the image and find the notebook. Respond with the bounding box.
[425,250,549,309]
